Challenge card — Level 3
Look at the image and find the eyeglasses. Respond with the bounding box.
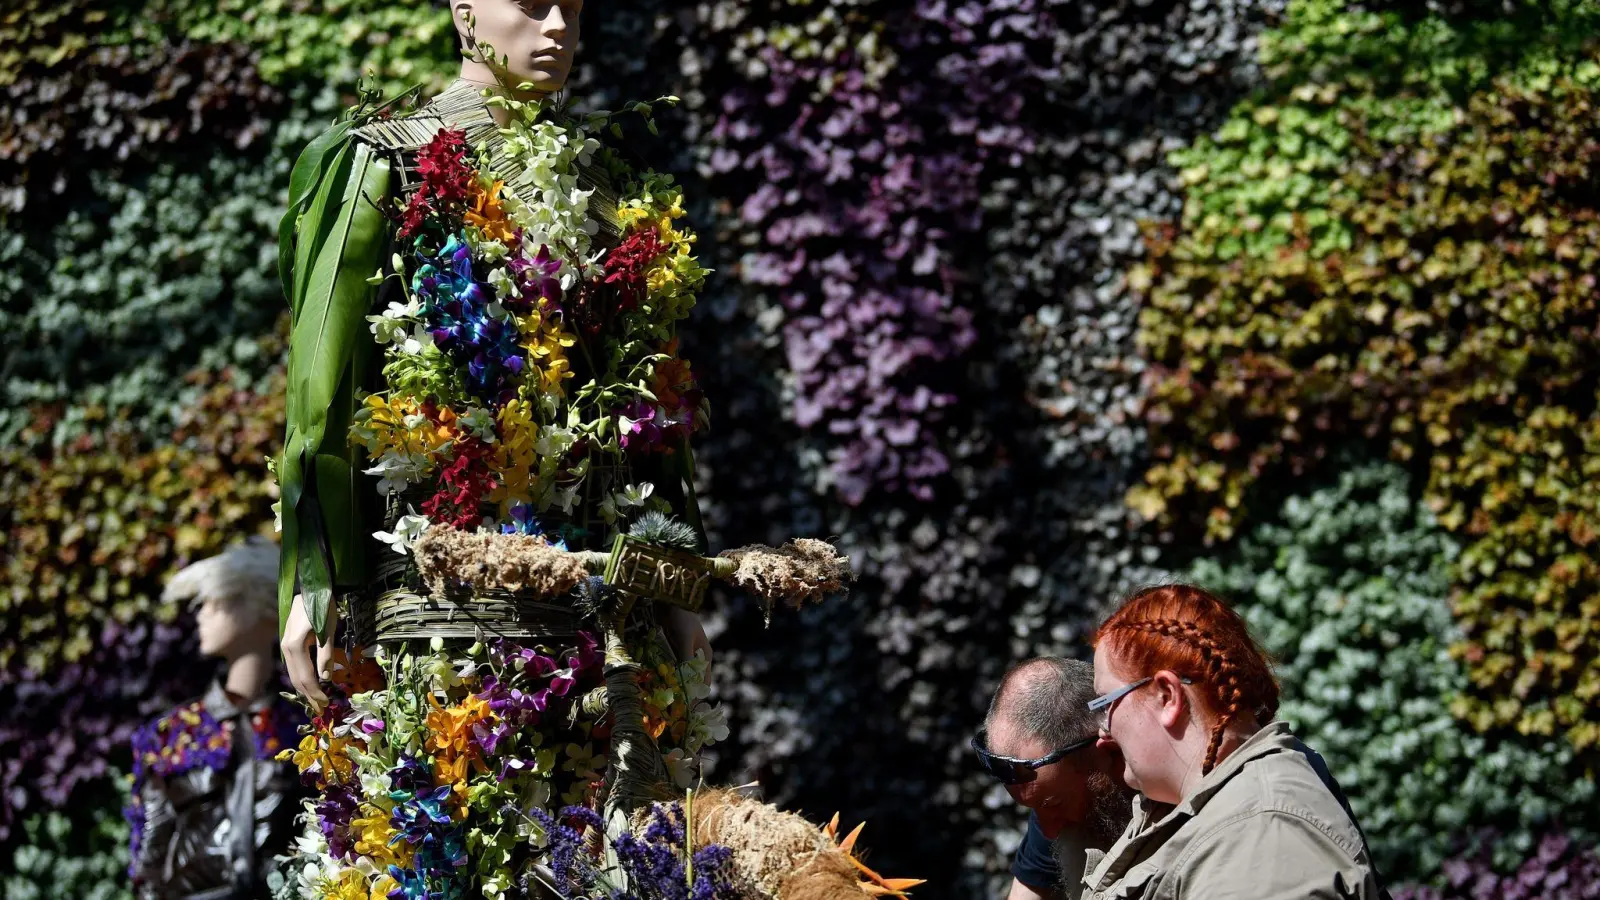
[1087,676,1193,731]
[971,731,1097,785]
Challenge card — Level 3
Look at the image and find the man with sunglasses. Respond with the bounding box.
[976,657,1135,900]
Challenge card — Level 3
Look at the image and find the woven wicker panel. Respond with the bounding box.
[372,585,582,644]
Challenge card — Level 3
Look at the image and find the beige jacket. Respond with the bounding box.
[1080,722,1382,900]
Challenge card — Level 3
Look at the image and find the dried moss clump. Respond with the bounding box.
[719,539,854,610]
[412,528,590,599]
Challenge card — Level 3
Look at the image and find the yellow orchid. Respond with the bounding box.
[324,869,371,900]
[352,802,413,870]
[351,394,453,461]
[516,305,577,398]
[490,399,539,508]
[281,733,358,787]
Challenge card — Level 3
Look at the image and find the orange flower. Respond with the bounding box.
[650,340,696,410]
[328,647,384,694]
[425,694,494,790]
[464,180,517,244]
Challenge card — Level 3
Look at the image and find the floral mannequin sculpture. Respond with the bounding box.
[277,0,711,712]
[127,541,305,900]
[273,3,857,898]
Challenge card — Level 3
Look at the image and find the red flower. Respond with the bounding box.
[601,227,667,312]
[397,129,475,239]
[422,439,498,529]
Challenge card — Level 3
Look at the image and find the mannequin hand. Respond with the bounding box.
[659,605,712,673]
[282,593,336,712]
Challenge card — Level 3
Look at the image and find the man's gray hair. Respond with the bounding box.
[162,540,279,627]
[985,657,1101,750]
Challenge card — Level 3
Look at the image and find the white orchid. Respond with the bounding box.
[400,323,434,356]
[685,702,730,755]
[489,266,517,300]
[534,424,576,458]
[363,451,429,496]
[551,484,580,514]
[617,482,655,508]
[663,748,698,789]
[459,406,498,443]
[467,228,510,263]
[597,493,620,525]
[373,513,430,555]
[678,650,712,702]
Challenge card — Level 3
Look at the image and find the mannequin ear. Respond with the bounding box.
[1151,670,1189,730]
[453,1,477,50]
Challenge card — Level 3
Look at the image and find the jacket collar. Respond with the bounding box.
[200,679,273,722]
[1171,720,1295,818]
[1085,721,1298,893]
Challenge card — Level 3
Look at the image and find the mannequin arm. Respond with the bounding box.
[281,593,337,712]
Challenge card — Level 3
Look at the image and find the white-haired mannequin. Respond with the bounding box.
[169,540,282,705]
[130,541,305,900]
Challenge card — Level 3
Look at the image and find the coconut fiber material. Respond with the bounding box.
[717,539,853,610]
[412,528,590,599]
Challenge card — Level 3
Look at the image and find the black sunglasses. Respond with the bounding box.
[971,731,1097,785]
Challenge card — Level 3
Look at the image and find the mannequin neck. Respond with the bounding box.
[223,643,275,707]
[456,59,557,127]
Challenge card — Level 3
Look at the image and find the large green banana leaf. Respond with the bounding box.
[279,141,391,638]
[277,120,354,310]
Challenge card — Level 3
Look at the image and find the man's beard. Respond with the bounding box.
[1085,769,1136,845]
[1050,769,1138,886]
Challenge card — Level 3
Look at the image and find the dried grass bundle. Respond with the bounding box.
[647,789,864,900]
[412,528,589,599]
[717,539,853,609]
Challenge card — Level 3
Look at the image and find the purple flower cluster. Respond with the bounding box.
[1396,832,1600,900]
[413,234,525,400]
[317,783,361,861]
[534,802,740,900]
[474,634,602,777]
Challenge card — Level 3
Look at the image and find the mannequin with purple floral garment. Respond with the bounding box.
[128,541,307,900]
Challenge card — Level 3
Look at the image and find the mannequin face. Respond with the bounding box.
[455,0,584,94]
[195,595,276,661]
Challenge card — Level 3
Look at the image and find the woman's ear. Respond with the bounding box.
[1151,670,1189,730]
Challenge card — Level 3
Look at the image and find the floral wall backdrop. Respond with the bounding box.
[1,1,1597,897]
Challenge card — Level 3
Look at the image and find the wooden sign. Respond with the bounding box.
[603,534,716,612]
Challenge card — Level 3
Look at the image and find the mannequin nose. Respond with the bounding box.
[544,7,569,36]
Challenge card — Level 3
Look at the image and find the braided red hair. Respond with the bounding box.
[1093,584,1279,774]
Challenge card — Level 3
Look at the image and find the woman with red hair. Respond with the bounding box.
[1080,583,1387,900]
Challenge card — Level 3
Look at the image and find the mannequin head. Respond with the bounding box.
[453,0,583,96]
[164,542,280,662]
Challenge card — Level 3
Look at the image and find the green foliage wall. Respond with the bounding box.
[1136,0,1600,755]
[1194,461,1596,877]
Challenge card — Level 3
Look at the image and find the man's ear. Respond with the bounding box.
[1151,669,1189,730]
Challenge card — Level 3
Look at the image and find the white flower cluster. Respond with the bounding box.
[501,114,601,270]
